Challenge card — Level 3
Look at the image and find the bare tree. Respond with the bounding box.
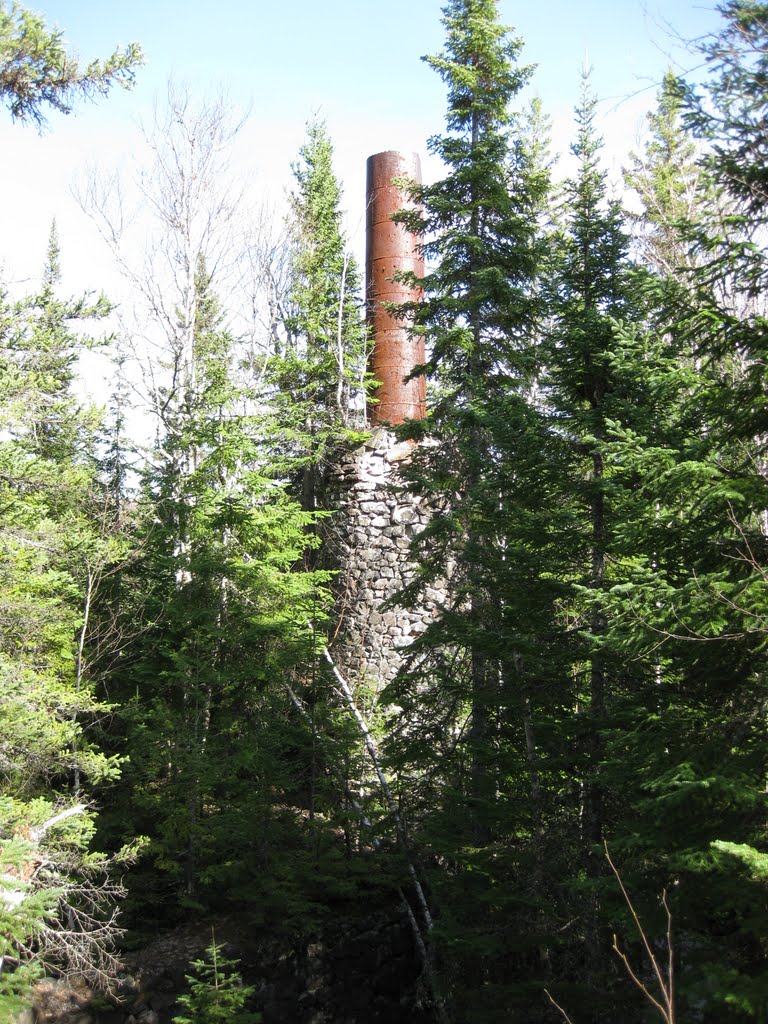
[75,81,284,436]
[0,803,144,991]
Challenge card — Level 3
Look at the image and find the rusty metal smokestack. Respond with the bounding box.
[366,151,426,425]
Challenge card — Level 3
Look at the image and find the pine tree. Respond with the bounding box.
[0,1,142,128]
[383,1,556,1016]
[0,233,131,1007]
[173,939,260,1024]
[103,260,333,921]
[275,117,366,519]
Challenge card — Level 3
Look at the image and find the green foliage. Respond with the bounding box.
[173,939,260,1024]
[0,1,142,128]
[387,20,768,1019]
[99,259,344,923]
[0,225,118,788]
[0,232,132,1009]
[384,1,560,1016]
[714,842,768,881]
[284,117,365,423]
[683,1,768,227]
[274,117,367,511]
[623,68,704,278]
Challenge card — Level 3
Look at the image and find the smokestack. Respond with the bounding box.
[366,151,426,425]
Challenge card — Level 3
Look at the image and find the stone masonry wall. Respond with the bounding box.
[326,427,441,690]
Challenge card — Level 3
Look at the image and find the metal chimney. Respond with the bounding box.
[366,151,426,425]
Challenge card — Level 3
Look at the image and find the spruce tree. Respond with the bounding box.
[173,939,260,1024]
[624,69,704,279]
[548,67,639,855]
[276,117,366,517]
[0,1,142,127]
[535,29,768,1019]
[535,69,650,1016]
[284,117,365,429]
[384,1,555,1015]
[0,234,130,1007]
[683,1,768,231]
[605,5,768,1014]
[103,259,333,922]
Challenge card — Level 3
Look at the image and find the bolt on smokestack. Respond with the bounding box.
[366,151,426,426]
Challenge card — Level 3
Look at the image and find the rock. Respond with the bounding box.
[385,440,416,463]
[112,973,141,1003]
[391,504,419,525]
[33,978,94,1024]
[326,427,448,690]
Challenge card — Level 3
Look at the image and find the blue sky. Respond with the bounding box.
[29,0,719,118]
[0,1,723,305]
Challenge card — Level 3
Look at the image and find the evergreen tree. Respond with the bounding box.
[83,91,385,935]
[605,5,768,1015]
[102,260,335,923]
[173,939,260,1024]
[284,117,365,430]
[0,1,142,128]
[275,117,366,518]
[521,29,768,1020]
[536,69,686,1019]
[0,234,132,1008]
[624,69,704,279]
[384,1,556,1016]
[683,1,768,232]
[548,67,640,858]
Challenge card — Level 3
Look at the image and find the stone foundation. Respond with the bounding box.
[325,428,440,690]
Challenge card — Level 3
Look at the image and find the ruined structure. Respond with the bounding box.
[328,151,438,689]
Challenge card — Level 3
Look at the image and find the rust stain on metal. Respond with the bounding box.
[366,151,426,425]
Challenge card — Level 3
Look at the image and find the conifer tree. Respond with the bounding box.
[173,939,260,1024]
[284,117,365,428]
[623,70,704,280]
[276,117,366,517]
[0,234,131,1008]
[384,1,555,1014]
[683,1,768,232]
[0,1,142,128]
[82,90,372,929]
[532,35,768,1019]
[548,67,640,860]
[604,5,768,1014]
[103,259,332,920]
